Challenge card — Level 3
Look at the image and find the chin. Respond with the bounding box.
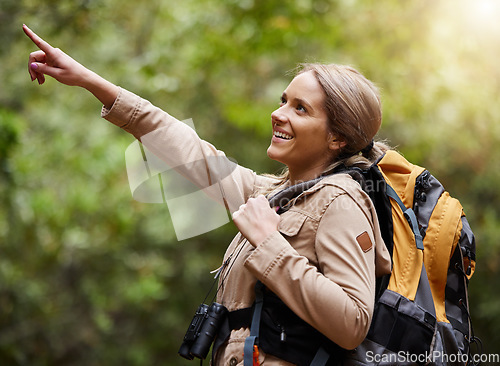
[267,146,277,160]
[267,147,285,165]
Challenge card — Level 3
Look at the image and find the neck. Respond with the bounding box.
[288,165,327,185]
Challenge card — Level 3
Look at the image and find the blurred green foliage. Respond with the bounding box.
[1,0,500,364]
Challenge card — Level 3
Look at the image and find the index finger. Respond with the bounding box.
[23,24,54,52]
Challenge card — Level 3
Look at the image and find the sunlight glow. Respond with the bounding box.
[433,0,500,46]
[474,0,499,18]
[466,0,500,30]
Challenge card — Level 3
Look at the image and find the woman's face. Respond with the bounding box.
[267,71,339,182]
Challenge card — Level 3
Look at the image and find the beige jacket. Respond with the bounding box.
[102,88,392,366]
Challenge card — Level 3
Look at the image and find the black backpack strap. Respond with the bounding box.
[310,347,330,366]
[228,307,254,330]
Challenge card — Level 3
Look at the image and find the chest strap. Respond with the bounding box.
[243,281,264,366]
[242,281,331,366]
[213,291,337,366]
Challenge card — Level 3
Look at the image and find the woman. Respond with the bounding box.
[24,24,391,365]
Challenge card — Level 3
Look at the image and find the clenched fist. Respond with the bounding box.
[232,195,280,247]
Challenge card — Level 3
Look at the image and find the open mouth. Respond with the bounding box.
[273,130,293,140]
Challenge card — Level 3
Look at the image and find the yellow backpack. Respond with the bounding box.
[346,150,477,365]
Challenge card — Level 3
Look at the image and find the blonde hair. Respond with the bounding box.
[258,63,390,195]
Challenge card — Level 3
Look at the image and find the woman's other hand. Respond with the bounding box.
[23,24,119,108]
[232,195,280,247]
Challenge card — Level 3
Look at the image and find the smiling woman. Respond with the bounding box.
[267,70,333,183]
[263,63,390,195]
[24,24,392,366]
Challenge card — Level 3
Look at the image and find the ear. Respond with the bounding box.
[328,135,347,151]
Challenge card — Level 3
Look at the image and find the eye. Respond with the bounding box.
[296,104,307,113]
[280,96,286,106]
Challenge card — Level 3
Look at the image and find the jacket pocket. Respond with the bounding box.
[278,210,308,237]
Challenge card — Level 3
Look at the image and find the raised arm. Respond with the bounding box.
[24,24,271,214]
[23,24,119,109]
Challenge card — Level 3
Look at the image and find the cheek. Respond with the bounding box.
[304,128,331,150]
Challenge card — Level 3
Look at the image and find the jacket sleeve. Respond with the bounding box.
[243,192,378,350]
[101,87,270,212]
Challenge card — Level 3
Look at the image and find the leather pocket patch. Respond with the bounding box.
[356,231,373,253]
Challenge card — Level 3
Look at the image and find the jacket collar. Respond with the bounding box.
[272,173,354,212]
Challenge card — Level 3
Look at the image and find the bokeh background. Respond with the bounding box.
[1,0,500,364]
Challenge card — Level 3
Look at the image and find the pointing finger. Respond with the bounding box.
[23,24,54,53]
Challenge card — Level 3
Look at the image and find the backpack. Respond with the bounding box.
[342,150,477,365]
[236,150,477,366]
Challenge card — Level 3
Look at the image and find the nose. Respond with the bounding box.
[271,106,288,126]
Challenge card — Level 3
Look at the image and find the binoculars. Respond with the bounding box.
[178,302,228,360]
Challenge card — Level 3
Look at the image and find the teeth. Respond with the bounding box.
[274,131,293,140]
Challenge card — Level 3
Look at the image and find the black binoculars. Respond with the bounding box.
[178,302,228,360]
